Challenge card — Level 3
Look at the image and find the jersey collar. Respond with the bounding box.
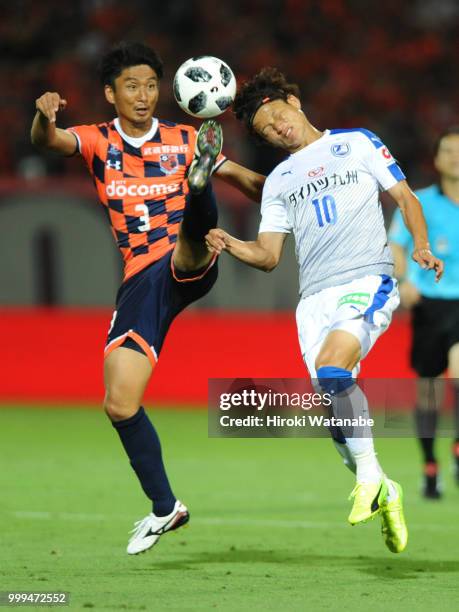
[288,129,330,157]
[114,117,159,148]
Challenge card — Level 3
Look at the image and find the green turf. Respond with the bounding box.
[1,406,458,611]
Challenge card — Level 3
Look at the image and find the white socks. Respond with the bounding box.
[334,437,383,483]
[333,439,356,474]
[385,479,399,502]
[347,438,383,484]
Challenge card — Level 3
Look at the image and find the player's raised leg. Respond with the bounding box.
[104,347,189,555]
[172,120,222,274]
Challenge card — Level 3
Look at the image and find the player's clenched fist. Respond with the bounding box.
[205,228,230,255]
[35,92,68,123]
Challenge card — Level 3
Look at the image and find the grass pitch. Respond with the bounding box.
[1,406,458,611]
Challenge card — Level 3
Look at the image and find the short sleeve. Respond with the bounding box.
[388,207,412,249]
[258,177,292,234]
[186,128,197,166]
[66,124,99,164]
[359,129,406,192]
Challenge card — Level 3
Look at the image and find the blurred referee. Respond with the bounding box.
[389,126,459,499]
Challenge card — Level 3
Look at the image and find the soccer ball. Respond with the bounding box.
[173,56,237,119]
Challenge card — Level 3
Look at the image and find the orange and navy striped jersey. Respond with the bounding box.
[68,119,225,281]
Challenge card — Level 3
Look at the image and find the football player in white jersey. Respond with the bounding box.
[206,68,444,554]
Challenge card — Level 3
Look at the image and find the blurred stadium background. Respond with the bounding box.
[1,2,459,610]
[3,0,458,402]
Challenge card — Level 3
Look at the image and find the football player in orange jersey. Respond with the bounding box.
[31,42,265,555]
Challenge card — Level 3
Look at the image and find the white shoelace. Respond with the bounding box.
[129,515,151,538]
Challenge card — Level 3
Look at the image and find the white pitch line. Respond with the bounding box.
[10,511,336,528]
[12,511,106,521]
[13,511,53,519]
[9,511,451,531]
[197,517,337,529]
[195,517,452,532]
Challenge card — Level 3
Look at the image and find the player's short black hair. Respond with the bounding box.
[99,41,164,88]
[233,67,301,134]
[434,126,459,154]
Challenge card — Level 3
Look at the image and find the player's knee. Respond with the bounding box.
[315,330,361,372]
[173,234,210,272]
[315,351,357,373]
[315,345,342,371]
[103,392,137,422]
[315,352,343,372]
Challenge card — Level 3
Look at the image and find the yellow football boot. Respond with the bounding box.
[348,480,388,525]
[380,479,408,553]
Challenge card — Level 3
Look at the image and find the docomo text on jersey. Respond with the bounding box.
[106,180,180,198]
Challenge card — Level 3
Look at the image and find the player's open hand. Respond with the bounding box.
[206,228,230,255]
[412,247,444,282]
[35,92,68,123]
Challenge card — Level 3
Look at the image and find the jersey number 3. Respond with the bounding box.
[135,204,151,232]
[311,195,337,227]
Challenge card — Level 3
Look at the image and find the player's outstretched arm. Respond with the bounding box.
[388,180,444,282]
[214,160,265,203]
[206,228,286,272]
[31,92,77,156]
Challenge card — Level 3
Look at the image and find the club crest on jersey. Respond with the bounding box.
[331,142,350,157]
[159,153,179,175]
[108,144,121,157]
[107,144,122,171]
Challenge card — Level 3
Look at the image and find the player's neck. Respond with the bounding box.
[303,123,324,146]
[117,116,154,138]
[289,123,324,154]
[440,177,459,204]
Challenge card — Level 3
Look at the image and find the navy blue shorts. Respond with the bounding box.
[105,251,218,367]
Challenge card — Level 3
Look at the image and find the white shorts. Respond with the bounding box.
[296,274,400,378]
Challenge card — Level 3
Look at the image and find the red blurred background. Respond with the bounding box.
[0,308,414,405]
[1,0,456,407]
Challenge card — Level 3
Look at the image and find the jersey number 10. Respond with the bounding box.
[311,195,337,227]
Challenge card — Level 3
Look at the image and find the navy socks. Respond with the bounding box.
[112,407,176,516]
[415,407,438,464]
[181,183,218,242]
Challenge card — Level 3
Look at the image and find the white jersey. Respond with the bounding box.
[259,128,405,297]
